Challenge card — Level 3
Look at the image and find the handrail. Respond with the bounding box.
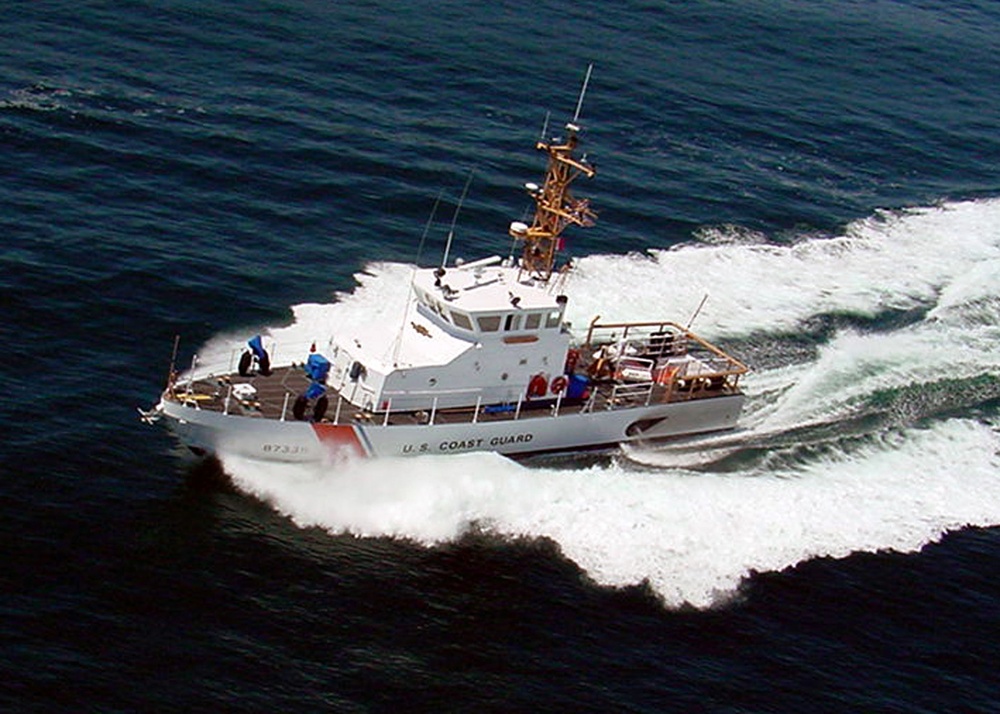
[380,385,486,398]
[169,319,748,429]
[584,318,749,375]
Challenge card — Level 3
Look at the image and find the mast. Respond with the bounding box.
[511,67,598,282]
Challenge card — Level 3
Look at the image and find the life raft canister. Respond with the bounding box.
[550,375,569,395]
[527,374,548,398]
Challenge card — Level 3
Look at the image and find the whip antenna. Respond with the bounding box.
[416,189,443,267]
[441,170,474,269]
[393,191,444,367]
[572,63,594,125]
[686,293,709,330]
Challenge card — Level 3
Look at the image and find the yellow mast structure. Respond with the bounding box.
[511,67,598,282]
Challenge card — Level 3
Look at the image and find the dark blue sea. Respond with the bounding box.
[4,1,1000,711]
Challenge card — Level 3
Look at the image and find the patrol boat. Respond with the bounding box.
[144,83,749,463]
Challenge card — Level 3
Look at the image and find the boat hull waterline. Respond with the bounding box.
[159,390,745,463]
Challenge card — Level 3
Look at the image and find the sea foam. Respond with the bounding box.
[223,418,1000,608]
[215,198,1000,607]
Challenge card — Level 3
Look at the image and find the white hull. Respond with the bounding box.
[159,393,745,463]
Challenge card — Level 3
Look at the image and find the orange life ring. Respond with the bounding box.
[564,349,580,373]
[527,374,548,398]
[550,375,568,394]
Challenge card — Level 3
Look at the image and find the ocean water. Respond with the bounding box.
[3,1,1000,711]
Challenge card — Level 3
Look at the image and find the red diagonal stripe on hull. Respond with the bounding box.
[311,423,368,458]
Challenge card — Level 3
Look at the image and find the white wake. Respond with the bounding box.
[213,198,1000,607]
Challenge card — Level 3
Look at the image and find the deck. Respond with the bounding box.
[165,321,747,430]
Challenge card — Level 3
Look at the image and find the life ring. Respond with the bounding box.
[550,375,568,395]
[564,349,580,374]
[527,374,548,398]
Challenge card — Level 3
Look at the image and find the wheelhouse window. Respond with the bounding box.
[477,315,501,332]
[524,312,542,330]
[451,310,473,331]
[504,313,522,331]
[545,310,562,329]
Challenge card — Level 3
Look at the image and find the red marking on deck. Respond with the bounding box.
[311,424,368,458]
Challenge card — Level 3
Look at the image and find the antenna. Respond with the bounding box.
[572,63,594,125]
[686,293,709,330]
[416,189,443,267]
[539,110,551,142]
[393,191,444,367]
[165,334,180,392]
[441,170,474,270]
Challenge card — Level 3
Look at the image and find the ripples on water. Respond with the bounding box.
[3,1,1000,711]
